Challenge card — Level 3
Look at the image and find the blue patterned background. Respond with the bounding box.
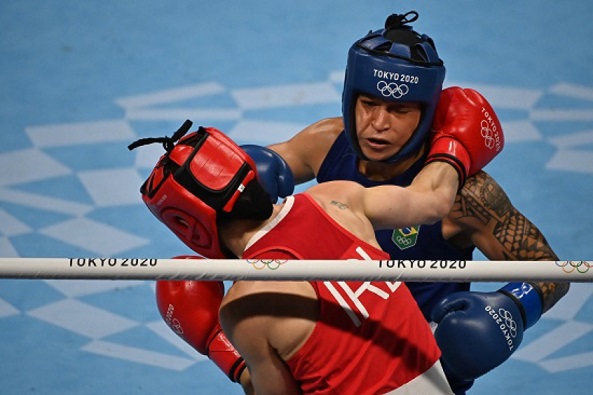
[1,1,592,393]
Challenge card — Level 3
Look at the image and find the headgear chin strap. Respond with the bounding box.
[342,11,446,163]
[129,120,257,258]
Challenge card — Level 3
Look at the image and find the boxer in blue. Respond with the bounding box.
[150,11,569,394]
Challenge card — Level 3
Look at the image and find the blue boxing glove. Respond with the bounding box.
[241,145,295,203]
[431,282,543,381]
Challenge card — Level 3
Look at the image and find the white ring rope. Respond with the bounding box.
[0,258,591,282]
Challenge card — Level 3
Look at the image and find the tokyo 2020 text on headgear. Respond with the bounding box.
[128,120,258,259]
[342,11,446,162]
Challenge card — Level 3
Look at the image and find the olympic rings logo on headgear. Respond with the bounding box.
[480,120,496,149]
[376,81,409,99]
[555,261,593,274]
[246,259,288,270]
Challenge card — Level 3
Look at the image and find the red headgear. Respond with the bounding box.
[129,121,257,258]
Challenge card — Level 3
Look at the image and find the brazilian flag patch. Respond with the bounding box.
[392,226,420,250]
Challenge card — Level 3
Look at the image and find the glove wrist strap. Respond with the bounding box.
[499,282,543,330]
[208,329,247,383]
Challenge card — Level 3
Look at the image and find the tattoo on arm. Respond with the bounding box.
[330,200,348,210]
[453,172,569,312]
[534,281,569,313]
[455,172,557,260]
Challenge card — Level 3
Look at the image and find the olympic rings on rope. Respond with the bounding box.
[555,260,593,274]
[246,259,288,270]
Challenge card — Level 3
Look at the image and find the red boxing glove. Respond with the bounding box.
[427,86,504,185]
[156,257,246,383]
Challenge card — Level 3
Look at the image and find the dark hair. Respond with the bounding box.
[214,179,273,258]
[218,178,274,222]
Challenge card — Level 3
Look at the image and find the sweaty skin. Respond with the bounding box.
[220,160,459,395]
[268,113,568,313]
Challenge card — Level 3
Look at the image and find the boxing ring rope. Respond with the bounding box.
[0,258,591,282]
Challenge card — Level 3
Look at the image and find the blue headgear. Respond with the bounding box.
[342,11,446,162]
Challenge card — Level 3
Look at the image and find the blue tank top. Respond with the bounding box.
[317,132,474,321]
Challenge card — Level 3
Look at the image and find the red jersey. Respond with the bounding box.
[242,194,450,394]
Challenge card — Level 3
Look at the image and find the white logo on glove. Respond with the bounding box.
[480,108,502,151]
[485,305,518,351]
